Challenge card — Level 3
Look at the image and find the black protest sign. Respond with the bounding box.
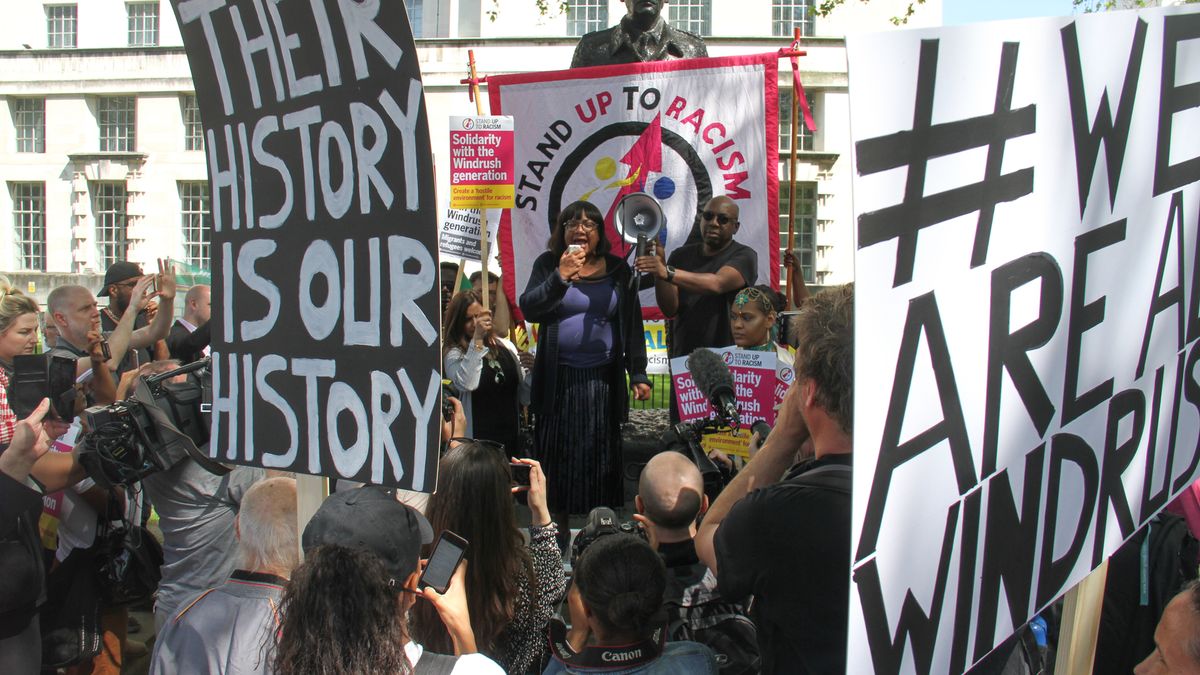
[171,0,440,491]
[848,7,1200,673]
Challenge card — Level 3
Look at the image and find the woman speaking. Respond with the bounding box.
[520,201,651,546]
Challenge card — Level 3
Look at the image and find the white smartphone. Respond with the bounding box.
[567,244,584,254]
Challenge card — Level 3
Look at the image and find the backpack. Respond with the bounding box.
[664,562,761,675]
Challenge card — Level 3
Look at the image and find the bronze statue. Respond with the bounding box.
[571,0,708,69]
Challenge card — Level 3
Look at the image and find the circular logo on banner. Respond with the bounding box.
[462,118,475,130]
[548,120,713,255]
[780,367,794,384]
[723,351,734,365]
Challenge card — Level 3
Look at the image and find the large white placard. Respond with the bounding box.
[849,7,1200,673]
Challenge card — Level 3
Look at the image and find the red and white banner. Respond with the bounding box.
[488,54,780,320]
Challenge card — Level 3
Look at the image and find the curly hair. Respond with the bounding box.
[273,545,412,675]
[412,441,533,656]
[790,283,854,434]
[574,534,667,642]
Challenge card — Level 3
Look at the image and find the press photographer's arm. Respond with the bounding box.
[0,399,84,492]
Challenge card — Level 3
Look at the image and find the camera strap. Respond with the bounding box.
[546,618,664,669]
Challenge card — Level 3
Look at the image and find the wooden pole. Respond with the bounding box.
[295,474,329,560]
[466,49,491,311]
[785,27,801,311]
[1055,560,1108,675]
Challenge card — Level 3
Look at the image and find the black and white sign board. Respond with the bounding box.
[848,6,1200,673]
[171,0,441,491]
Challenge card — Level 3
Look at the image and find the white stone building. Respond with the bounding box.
[0,0,942,301]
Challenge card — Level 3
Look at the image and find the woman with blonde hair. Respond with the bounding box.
[0,277,42,447]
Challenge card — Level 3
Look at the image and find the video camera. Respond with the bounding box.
[76,358,228,489]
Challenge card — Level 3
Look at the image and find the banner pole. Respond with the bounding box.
[295,474,328,560]
[785,27,801,310]
[1054,560,1108,675]
[465,49,491,312]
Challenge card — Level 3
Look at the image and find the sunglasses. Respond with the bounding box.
[701,211,735,226]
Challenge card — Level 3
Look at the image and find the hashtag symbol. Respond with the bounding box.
[856,40,1036,287]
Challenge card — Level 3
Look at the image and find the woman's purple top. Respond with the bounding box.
[557,276,619,368]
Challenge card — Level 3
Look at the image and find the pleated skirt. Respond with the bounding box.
[535,364,623,514]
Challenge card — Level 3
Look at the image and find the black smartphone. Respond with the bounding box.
[420,531,469,594]
[10,354,49,419]
[510,462,532,487]
[48,355,78,422]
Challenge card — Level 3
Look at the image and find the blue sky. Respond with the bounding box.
[942,0,1079,25]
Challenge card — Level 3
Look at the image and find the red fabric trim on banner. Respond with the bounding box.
[789,41,817,133]
[764,57,781,292]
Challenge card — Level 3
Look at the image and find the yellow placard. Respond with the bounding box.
[701,427,754,459]
[450,184,515,209]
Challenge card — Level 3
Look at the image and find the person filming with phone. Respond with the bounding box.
[275,486,503,674]
[412,441,565,673]
[520,200,652,550]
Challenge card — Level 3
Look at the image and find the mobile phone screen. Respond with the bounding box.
[510,462,532,487]
[420,531,468,594]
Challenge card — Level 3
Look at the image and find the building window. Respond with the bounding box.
[127,2,159,47]
[13,99,45,154]
[179,182,210,270]
[11,183,46,272]
[773,0,815,37]
[46,5,77,49]
[669,0,711,36]
[93,183,128,268]
[98,97,136,152]
[567,0,608,37]
[779,182,817,285]
[181,94,203,151]
[405,0,422,38]
[779,88,817,152]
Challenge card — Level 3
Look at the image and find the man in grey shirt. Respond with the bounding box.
[142,458,265,630]
[150,477,296,674]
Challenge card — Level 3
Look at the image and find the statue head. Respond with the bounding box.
[624,0,665,24]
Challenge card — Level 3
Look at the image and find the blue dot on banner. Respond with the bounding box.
[653,177,676,201]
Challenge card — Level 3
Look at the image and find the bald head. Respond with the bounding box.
[183,284,211,325]
[638,451,705,530]
[237,477,299,575]
[705,195,739,220]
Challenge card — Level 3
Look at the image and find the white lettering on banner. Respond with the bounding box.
[175,0,440,490]
[847,7,1200,673]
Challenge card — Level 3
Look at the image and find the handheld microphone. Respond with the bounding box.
[687,349,740,429]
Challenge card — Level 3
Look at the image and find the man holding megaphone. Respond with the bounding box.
[634,195,759,414]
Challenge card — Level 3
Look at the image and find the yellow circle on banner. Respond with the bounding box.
[594,156,617,181]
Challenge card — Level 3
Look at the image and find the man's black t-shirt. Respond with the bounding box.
[666,241,757,359]
[714,455,852,674]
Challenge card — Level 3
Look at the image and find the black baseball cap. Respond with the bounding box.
[301,486,434,586]
[97,261,143,296]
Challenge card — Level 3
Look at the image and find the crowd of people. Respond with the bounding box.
[0,194,1197,675]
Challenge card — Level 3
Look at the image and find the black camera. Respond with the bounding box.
[570,507,646,568]
[10,354,80,422]
[77,358,226,489]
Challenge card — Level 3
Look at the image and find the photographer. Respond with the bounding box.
[695,285,854,674]
[125,360,265,631]
[547,534,717,674]
[411,442,565,673]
